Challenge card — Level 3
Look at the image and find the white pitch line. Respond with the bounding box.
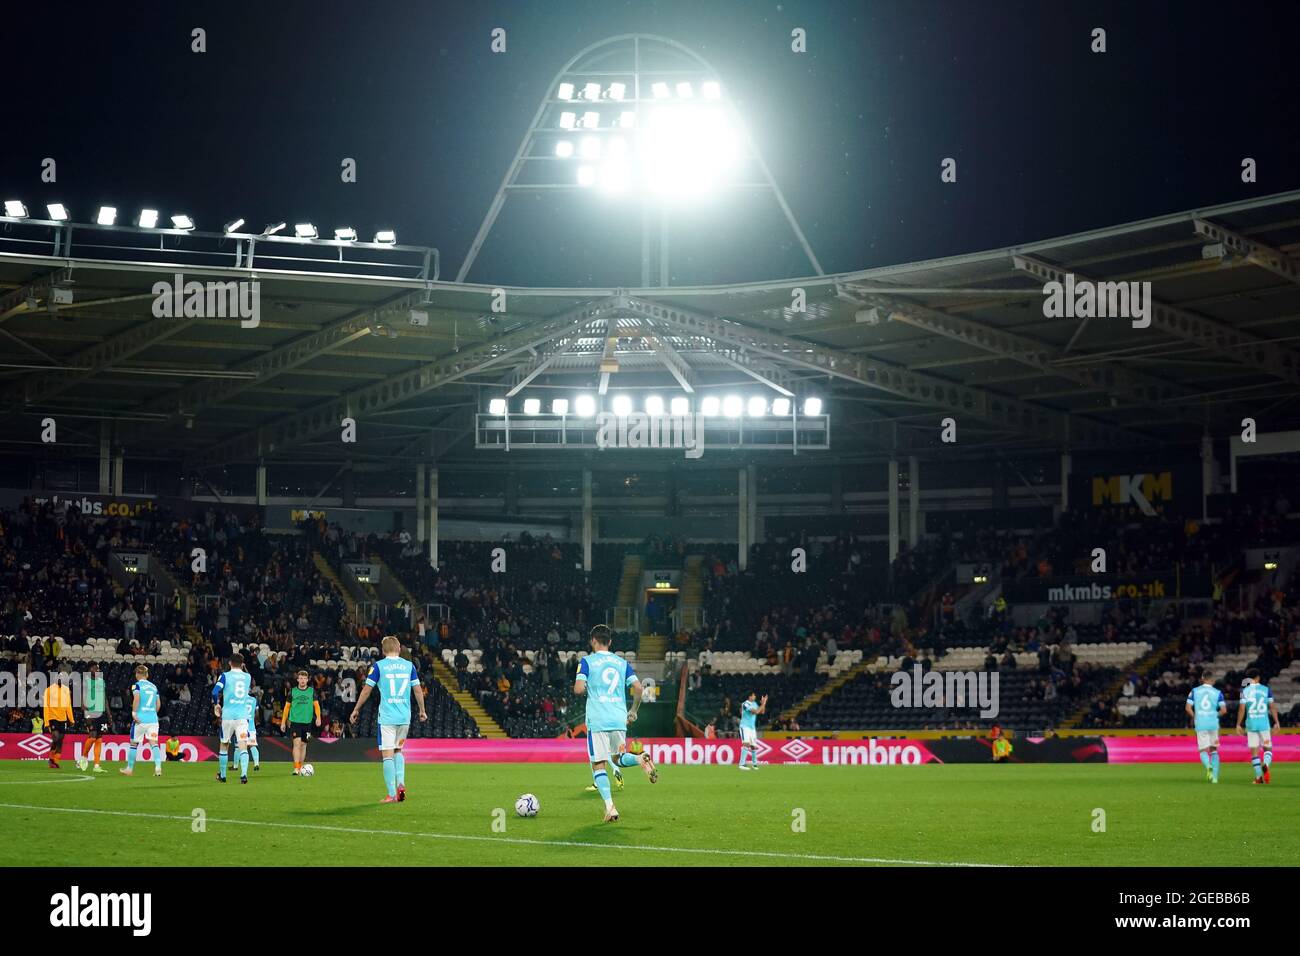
[0,802,1004,867]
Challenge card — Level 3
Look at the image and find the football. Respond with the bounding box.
[515,793,539,817]
[76,757,89,772]
[300,764,314,777]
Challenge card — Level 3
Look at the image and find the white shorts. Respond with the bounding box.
[1196,729,1220,750]
[587,730,626,764]
[221,718,250,744]
[132,722,159,745]
[378,723,409,751]
[244,724,258,743]
[740,726,758,747]
[1247,729,1272,750]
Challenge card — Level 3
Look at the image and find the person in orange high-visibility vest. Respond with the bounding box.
[43,676,74,769]
[990,724,1013,763]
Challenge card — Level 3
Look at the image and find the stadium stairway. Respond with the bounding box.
[312,550,358,620]
[639,634,668,662]
[779,657,876,724]
[372,552,419,610]
[1058,625,1196,729]
[678,554,705,630]
[430,658,507,737]
[612,553,643,631]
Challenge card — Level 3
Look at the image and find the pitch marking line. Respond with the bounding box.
[0,802,1005,866]
[0,773,94,785]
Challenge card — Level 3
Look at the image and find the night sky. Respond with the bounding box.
[5,0,1298,286]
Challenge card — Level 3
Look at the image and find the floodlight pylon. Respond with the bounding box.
[456,33,824,287]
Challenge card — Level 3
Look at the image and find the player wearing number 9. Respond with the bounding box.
[350,636,428,804]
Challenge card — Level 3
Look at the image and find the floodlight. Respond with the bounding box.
[599,160,630,194]
[803,397,823,416]
[577,166,597,187]
[224,218,245,233]
[559,111,577,129]
[96,206,117,226]
[552,398,570,415]
[722,395,743,418]
[523,398,541,415]
[580,137,602,159]
[374,229,397,244]
[645,395,665,416]
[582,111,599,128]
[4,200,28,218]
[294,223,317,239]
[642,105,740,197]
[701,395,721,416]
[652,81,670,99]
[670,396,690,416]
[771,397,791,416]
[555,140,574,158]
[583,82,601,101]
[557,82,575,100]
[489,398,508,415]
[676,82,694,98]
[334,227,358,241]
[47,203,69,221]
[612,394,633,416]
[136,209,159,228]
[619,111,636,129]
[747,396,767,417]
[171,214,195,231]
[575,394,596,417]
[263,221,286,236]
[702,81,722,99]
[607,82,626,101]
[607,137,627,158]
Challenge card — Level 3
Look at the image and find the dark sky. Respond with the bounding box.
[5,0,1298,286]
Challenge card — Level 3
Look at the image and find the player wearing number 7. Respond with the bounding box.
[350,637,427,804]
[1235,669,1280,784]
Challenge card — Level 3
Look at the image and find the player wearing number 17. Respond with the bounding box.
[350,637,427,804]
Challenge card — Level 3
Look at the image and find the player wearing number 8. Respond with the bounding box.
[350,636,428,804]
[213,653,253,783]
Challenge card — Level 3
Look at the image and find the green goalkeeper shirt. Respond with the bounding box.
[288,686,316,724]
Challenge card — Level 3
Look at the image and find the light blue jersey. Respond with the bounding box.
[131,680,160,724]
[1187,683,1225,731]
[740,699,759,732]
[366,656,421,725]
[576,651,637,732]
[213,669,253,722]
[1241,682,1273,732]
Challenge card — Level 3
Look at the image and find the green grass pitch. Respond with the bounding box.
[0,761,1295,866]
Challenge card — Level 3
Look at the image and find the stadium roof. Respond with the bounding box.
[2,188,1299,472]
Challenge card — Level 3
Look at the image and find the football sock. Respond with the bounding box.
[1264,749,1273,768]
[594,769,612,803]
[219,751,229,778]
[394,751,406,786]
[1211,752,1220,779]
[126,746,137,771]
[238,750,249,777]
[616,752,639,768]
[1252,756,1263,779]
[1199,750,1211,770]
[154,745,163,771]
[250,745,260,767]
[382,757,397,797]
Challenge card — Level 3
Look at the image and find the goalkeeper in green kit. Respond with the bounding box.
[280,670,321,776]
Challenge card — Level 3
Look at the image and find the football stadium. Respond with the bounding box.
[2,0,1298,933]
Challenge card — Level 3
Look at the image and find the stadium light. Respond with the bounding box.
[4,200,28,218]
[523,398,541,415]
[333,227,358,241]
[489,398,508,415]
[722,395,743,418]
[702,80,722,99]
[582,111,600,128]
[294,223,317,239]
[652,81,670,99]
[612,394,633,416]
[374,229,397,244]
[171,214,195,231]
[747,396,767,417]
[583,82,601,101]
[263,221,286,236]
[803,397,823,416]
[559,111,577,129]
[47,203,69,221]
[607,82,626,101]
[772,397,791,416]
[619,111,636,129]
[224,218,245,234]
[96,206,117,226]
[557,82,575,100]
[670,396,690,416]
[577,166,596,187]
[676,82,694,98]
[575,394,596,417]
[136,209,160,228]
[555,140,574,158]
[701,395,721,417]
[645,395,665,416]
[552,398,569,415]
[642,105,740,198]
[580,136,602,159]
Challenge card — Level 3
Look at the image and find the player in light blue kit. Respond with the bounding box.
[350,636,427,804]
[1236,668,1280,785]
[574,624,657,823]
[120,664,163,778]
[244,685,261,773]
[1185,670,1227,783]
[213,653,253,784]
[738,692,768,770]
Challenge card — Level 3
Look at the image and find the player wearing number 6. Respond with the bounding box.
[1235,669,1279,785]
[350,636,427,804]
[1185,670,1226,784]
[574,624,657,824]
[213,653,253,784]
